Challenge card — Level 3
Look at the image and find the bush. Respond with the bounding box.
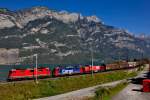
[93,82,128,100]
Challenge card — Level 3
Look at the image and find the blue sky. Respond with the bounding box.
[0,0,150,35]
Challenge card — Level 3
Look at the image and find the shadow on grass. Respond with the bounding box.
[132,88,142,92]
[128,72,150,85]
[129,72,150,92]
[144,72,150,78]
[130,77,147,85]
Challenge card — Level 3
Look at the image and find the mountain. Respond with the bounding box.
[0,6,149,64]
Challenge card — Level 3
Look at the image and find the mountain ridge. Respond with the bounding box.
[0,6,149,64]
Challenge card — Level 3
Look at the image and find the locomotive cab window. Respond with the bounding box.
[30,70,34,72]
[38,69,43,72]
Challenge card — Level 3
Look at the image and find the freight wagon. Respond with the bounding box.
[106,61,129,70]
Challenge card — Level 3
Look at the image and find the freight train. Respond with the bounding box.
[7,61,142,81]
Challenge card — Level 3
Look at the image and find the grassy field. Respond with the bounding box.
[0,70,137,100]
[88,82,128,100]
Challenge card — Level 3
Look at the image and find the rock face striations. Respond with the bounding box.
[0,6,149,64]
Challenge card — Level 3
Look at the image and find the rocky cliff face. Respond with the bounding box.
[0,6,149,64]
[0,48,19,64]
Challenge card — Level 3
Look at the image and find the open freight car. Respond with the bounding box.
[106,61,129,70]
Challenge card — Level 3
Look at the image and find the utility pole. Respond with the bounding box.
[118,34,121,68]
[34,54,38,84]
[149,61,150,72]
[91,41,94,76]
[126,49,129,62]
[118,51,121,68]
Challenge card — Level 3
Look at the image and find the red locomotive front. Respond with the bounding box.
[8,67,51,81]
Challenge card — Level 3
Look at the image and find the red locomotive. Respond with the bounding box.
[8,67,51,81]
[83,65,106,73]
[53,66,84,77]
